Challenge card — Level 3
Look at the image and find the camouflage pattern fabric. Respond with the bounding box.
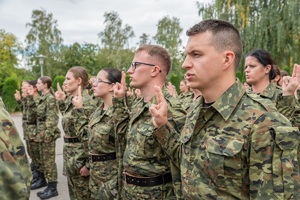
[88,103,118,199]
[178,91,193,111]
[153,80,300,199]
[26,95,40,169]
[36,92,60,182]
[121,87,186,199]
[0,100,32,200]
[256,82,296,120]
[61,89,96,199]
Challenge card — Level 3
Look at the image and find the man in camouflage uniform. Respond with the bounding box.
[0,99,32,199]
[114,45,186,199]
[150,19,300,199]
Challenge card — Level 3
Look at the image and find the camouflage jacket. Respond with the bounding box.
[25,95,39,139]
[35,92,61,142]
[0,100,32,200]
[61,89,96,171]
[154,80,300,199]
[178,91,194,111]
[122,87,186,177]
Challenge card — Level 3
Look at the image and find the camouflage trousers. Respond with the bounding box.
[89,159,118,199]
[67,175,91,200]
[41,140,57,182]
[30,141,42,171]
[122,181,176,200]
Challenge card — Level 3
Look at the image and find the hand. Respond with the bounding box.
[135,89,142,98]
[80,166,90,176]
[72,86,83,108]
[149,85,169,128]
[113,71,127,98]
[27,85,34,96]
[55,83,66,101]
[167,82,178,98]
[14,90,21,101]
[282,64,300,96]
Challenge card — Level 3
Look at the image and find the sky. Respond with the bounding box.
[0,0,204,48]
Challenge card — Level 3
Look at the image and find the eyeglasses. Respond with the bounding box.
[94,78,111,86]
[130,61,155,71]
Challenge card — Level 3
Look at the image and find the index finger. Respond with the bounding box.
[77,85,82,97]
[154,85,166,104]
[121,71,127,87]
[57,82,63,92]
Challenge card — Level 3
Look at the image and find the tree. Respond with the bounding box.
[197,0,300,82]
[2,77,19,112]
[98,11,135,69]
[0,29,21,92]
[153,16,184,75]
[59,42,100,76]
[137,33,152,46]
[24,9,63,78]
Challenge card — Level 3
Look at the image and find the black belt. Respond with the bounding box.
[38,117,46,122]
[125,172,172,187]
[27,121,36,125]
[90,152,116,162]
[64,137,80,143]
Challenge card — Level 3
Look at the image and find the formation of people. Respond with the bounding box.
[4,18,300,199]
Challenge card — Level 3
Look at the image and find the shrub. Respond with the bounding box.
[52,75,65,91]
[2,77,19,112]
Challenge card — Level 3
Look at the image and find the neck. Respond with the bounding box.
[251,79,270,94]
[42,89,50,95]
[102,94,113,110]
[201,76,235,103]
[141,82,163,102]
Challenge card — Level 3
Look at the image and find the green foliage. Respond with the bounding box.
[24,8,63,78]
[168,73,184,93]
[197,0,300,79]
[0,29,21,92]
[153,16,184,73]
[2,77,19,112]
[52,75,65,91]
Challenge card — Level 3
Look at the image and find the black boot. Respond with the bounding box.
[30,171,47,190]
[39,182,58,199]
[31,164,39,180]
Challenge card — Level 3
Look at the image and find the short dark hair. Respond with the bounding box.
[136,45,172,75]
[246,49,276,81]
[187,19,243,69]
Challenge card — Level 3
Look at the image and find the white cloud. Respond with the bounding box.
[0,0,203,46]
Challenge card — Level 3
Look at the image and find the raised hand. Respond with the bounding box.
[166,82,178,98]
[27,85,34,96]
[55,82,66,101]
[282,64,300,96]
[149,85,168,128]
[113,71,127,98]
[72,85,83,109]
[14,90,21,101]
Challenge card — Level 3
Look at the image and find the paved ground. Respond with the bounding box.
[11,112,70,200]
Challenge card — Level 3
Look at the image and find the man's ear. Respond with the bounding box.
[223,51,235,70]
[151,66,162,77]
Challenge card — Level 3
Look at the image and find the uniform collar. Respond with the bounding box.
[207,79,245,121]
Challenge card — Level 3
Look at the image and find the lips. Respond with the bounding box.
[185,73,194,81]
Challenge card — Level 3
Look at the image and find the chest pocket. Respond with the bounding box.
[206,135,244,188]
[135,121,159,158]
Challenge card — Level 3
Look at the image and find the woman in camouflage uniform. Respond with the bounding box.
[55,66,96,200]
[87,67,127,199]
[244,49,297,119]
[178,79,193,110]
[31,76,61,199]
